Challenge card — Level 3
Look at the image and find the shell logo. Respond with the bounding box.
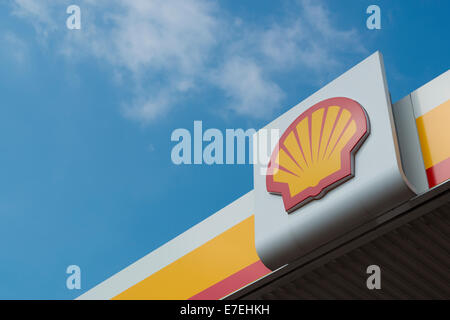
[266,97,370,213]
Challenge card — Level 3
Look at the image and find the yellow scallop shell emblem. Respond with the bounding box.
[266,97,369,213]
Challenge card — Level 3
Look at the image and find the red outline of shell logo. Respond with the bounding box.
[266,97,370,213]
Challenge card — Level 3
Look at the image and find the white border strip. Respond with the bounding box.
[411,70,450,117]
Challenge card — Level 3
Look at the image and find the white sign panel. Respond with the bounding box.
[254,52,420,270]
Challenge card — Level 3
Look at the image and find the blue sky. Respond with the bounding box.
[0,0,448,299]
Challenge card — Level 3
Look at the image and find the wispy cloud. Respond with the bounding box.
[1,31,29,65]
[11,0,57,36]
[258,0,366,75]
[212,56,284,119]
[8,0,367,123]
[64,0,220,122]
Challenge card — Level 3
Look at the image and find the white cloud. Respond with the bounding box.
[213,56,284,118]
[9,0,367,123]
[11,0,219,122]
[11,0,58,36]
[122,89,173,123]
[1,31,28,65]
[259,0,366,73]
[64,0,218,76]
[68,0,219,122]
